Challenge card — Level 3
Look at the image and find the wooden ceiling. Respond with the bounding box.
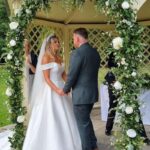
[7,0,150,24]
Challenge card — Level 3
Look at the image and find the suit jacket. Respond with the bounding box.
[29,51,38,75]
[63,42,101,105]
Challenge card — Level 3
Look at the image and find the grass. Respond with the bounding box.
[98,67,109,86]
[0,65,11,127]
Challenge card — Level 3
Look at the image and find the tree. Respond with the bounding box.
[0,0,9,63]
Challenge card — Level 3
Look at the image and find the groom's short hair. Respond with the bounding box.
[73,28,88,39]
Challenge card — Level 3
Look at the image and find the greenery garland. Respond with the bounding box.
[95,0,149,150]
[5,0,150,149]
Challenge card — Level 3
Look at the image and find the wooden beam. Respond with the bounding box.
[64,8,78,25]
[132,0,147,11]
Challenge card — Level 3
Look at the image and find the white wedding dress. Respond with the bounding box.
[22,62,82,150]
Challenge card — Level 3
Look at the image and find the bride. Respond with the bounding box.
[23,34,82,150]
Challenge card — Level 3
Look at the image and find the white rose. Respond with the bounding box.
[105,1,109,6]
[122,1,130,9]
[126,21,132,26]
[124,66,127,70]
[17,115,25,123]
[131,72,136,77]
[126,144,134,150]
[112,37,123,50]
[26,9,32,14]
[114,81,122,90]
[7,53,13,60]
[117,62,121,67]
[121,58,126,65]
[15,60,19,66]
[9,109,12,113]
[10,40,16,47]
[119,103,126,111]
[126,129,137,138]
[135,115,139,122]
[9,22,19,30]
[125,106,133,114]
[122,19,131,26]
[6,87,13,96]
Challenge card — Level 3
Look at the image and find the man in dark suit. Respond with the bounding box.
[104,53,118,136]
[62,28,100,150]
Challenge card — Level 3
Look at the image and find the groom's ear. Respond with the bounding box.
[76,36,80,43]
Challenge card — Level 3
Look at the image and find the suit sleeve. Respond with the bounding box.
[63,51,82,93]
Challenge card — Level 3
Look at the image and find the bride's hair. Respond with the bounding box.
[45,34,58,51]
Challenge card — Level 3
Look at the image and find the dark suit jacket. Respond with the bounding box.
[63,42,101,105]
[29,51,37,75]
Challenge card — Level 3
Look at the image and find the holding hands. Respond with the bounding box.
[56,88,66,96]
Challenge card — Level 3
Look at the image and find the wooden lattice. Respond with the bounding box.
[141,26,150,64]
[26,19,150,69]
[26,21,64,55]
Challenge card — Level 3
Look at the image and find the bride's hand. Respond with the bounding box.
[56,88,65,96]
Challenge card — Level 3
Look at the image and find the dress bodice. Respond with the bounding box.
[41,62,65,82]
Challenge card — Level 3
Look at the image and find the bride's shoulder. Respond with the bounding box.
[42,54,55,65]
[41,55,55,70]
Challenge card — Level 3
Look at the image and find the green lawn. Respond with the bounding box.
[0,65,11,127]
[98,67,109,86]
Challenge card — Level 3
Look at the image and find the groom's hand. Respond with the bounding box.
[57,89,65,96]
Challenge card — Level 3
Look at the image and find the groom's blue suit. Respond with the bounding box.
[63,42,100,150]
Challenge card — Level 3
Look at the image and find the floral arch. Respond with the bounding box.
[5,0,149,149]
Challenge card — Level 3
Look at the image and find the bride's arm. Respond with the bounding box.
[42,55,63,95]
[62,71,67,81]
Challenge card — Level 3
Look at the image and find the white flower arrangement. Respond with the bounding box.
[119,103,126,111]
[121,1,130,9]
[9,22,19,30]
[126,129,137,138]
[117,62,121,67]
[105,1,109,6]
[131,72,137,77]
[26,9,32,14]
[135,115,139,123]
[7,53,13,60]
[122,19,132,26]
[17,115,25,123]
[15,60,19,66]
[6,87,13,96]
[10,40,16,47]
[114,81,122,90]
[125,106,133,114]
[112,37,123,50]
[121,58,126,65]
[126,144,134,150]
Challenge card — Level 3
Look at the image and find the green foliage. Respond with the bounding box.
[61,0,85,12]
[0,0,9,62]
[0,65,11,127]
[95,0,150,149]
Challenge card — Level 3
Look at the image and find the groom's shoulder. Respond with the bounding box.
[71,49,81,56]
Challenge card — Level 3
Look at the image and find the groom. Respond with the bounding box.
[61,28,100,150]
